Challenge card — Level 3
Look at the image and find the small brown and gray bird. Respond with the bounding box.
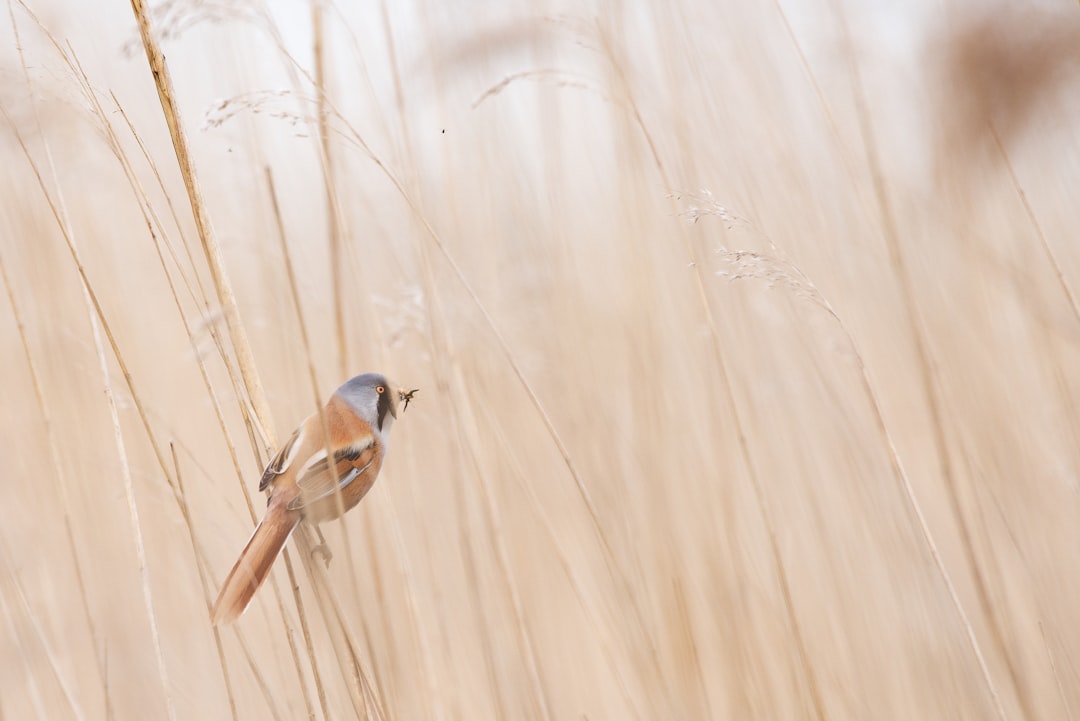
[211,373,415,624]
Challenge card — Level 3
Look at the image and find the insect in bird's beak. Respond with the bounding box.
[399,388,419,412]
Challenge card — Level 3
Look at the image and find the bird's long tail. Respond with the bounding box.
[210,501,300,625]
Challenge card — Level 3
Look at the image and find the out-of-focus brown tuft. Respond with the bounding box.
[935,7,1080,163]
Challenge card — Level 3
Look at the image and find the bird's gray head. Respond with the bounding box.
[335,372,400,436]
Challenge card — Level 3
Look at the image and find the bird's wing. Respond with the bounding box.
[287,436,377,511]
[258,425,304,492]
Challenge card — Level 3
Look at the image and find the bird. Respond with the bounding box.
[210,373,417,624]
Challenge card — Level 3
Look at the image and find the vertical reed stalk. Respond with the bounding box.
[594,20,826,719]
[127,0,275,441]
[311,0,348,379]
[839,13,1019,718]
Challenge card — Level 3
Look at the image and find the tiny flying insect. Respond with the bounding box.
[399,388,420,411]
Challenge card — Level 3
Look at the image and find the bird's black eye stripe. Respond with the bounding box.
[376,388,391,431]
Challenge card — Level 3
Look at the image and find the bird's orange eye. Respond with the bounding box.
[376,386,385,394]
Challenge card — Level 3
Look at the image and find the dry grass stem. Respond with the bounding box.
[1,103,178,721]
[4,8,107,690]
[596,22,827,714]
[0,247,104,675]
[480,401,649,720]
[264,165,348,721]
[839,11,1017,717]
[448,363,554,720]
[6,34,124,717]
[127,0,276,443]
[705,200,1007,719]
[96,273,177,721]
[311,0,349,379]
[302,545,387,721]
[230,629,289,721]
[170,444,241,721]
[278,550,326,721]
[472,68,605,108]
[1,540,87,721]
[989,126,1080,326]
[1,570,52,720]
[1039,621,1075,721]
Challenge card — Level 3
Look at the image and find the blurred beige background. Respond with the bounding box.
[2,0,1080,719]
